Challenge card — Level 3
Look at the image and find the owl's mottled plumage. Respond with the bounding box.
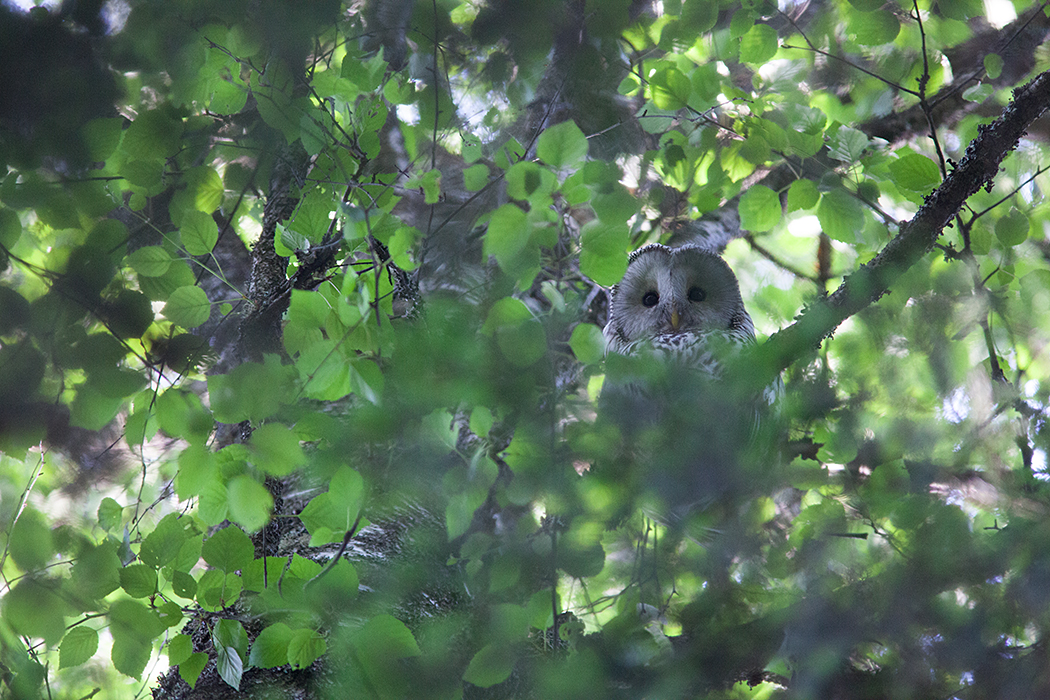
[599,243,778,522]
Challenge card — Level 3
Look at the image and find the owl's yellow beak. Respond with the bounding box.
[670,308,680,331]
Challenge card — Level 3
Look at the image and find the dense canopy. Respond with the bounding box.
[2,0,1050,698]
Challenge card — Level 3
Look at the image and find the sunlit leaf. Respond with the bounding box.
[162,286,211,328]
[739,184,781,232]
[536,120,589,168]
[59,627,99,669]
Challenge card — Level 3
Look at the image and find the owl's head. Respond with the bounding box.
[604,244,753,353]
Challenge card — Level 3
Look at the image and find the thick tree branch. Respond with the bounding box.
[749,69,1050,387]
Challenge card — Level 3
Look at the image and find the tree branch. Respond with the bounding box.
[749,69,1050,387]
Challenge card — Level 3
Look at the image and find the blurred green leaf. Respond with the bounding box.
[739,185,781,232]
[890,153,941,192]
[537,120,589,168]
[995,207,1029,246]
[649,66,692,110]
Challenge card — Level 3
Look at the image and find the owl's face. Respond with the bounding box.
[604,244,754,354]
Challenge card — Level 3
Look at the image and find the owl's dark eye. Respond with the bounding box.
[642,291,659,307]
[687,286,706,302]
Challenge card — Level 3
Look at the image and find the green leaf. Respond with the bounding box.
[82,117,123,160]
[505,161,556,201]
[139,259,196,301]
[210,74,249,114]
[60,627,99,669]
[289,191,336,244]
[889,153,941,192]
[287,628,327,669]
[463,644,515,688]
[569,323,605,364]
[179,652,209,688]
[9,507,54,572]
[249,623,294,669]
[295,339,351,400]
[120,563,159,598]
[739,23,778,65]
[140,513,193,569]
[0,206,22,249]
[682,0,717,33]
[98,498,123,531]
[489,558,520,592]
[185,166,225,214]
[248,423,306,476]
[181,210,219,255]
[300,114,327,156]
[167,634,194,666]
[649,67,692,110]
[483,203,529,270]
[995,207,1029,247]
[110,599,165,678]
[984,53,1003,80]
[173,570,198,599]
[160,602,184,632]
[176,443,218,500]
[198,570,243,613]
[103,289,154,339]
[127,246,172,277]
[787,179,820,211]
[162,286,211,328]
[207,356,298,423]
[848,10,900,46]
[729,9,754,39]
[828,127,870,163]
[579,220,628,285]
[739,185,781,232]
[355,615,421,660]
[559,520,606,577]
[536,120,589,168]
[227,475,274,532]
[3,579,68,644]
[591,185,637,224]
[963,83,996,103]
[156,388,214,444]
[70,541,121,602]
[122,109,183,159]
[446,492,474,540]
[494,136,526,170]
[464,163,490,191]
[214,619,247,688]
[420,168,441,204]
[298,467,364,541]
[483,298,547,367]
[202,525,254,573]
[937,0,983,20]
[817,189,866,243]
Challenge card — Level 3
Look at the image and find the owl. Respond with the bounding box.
[604,243,756,368]
[599,243,778,520]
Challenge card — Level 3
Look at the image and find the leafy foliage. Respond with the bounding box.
[1,0,1050,698]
